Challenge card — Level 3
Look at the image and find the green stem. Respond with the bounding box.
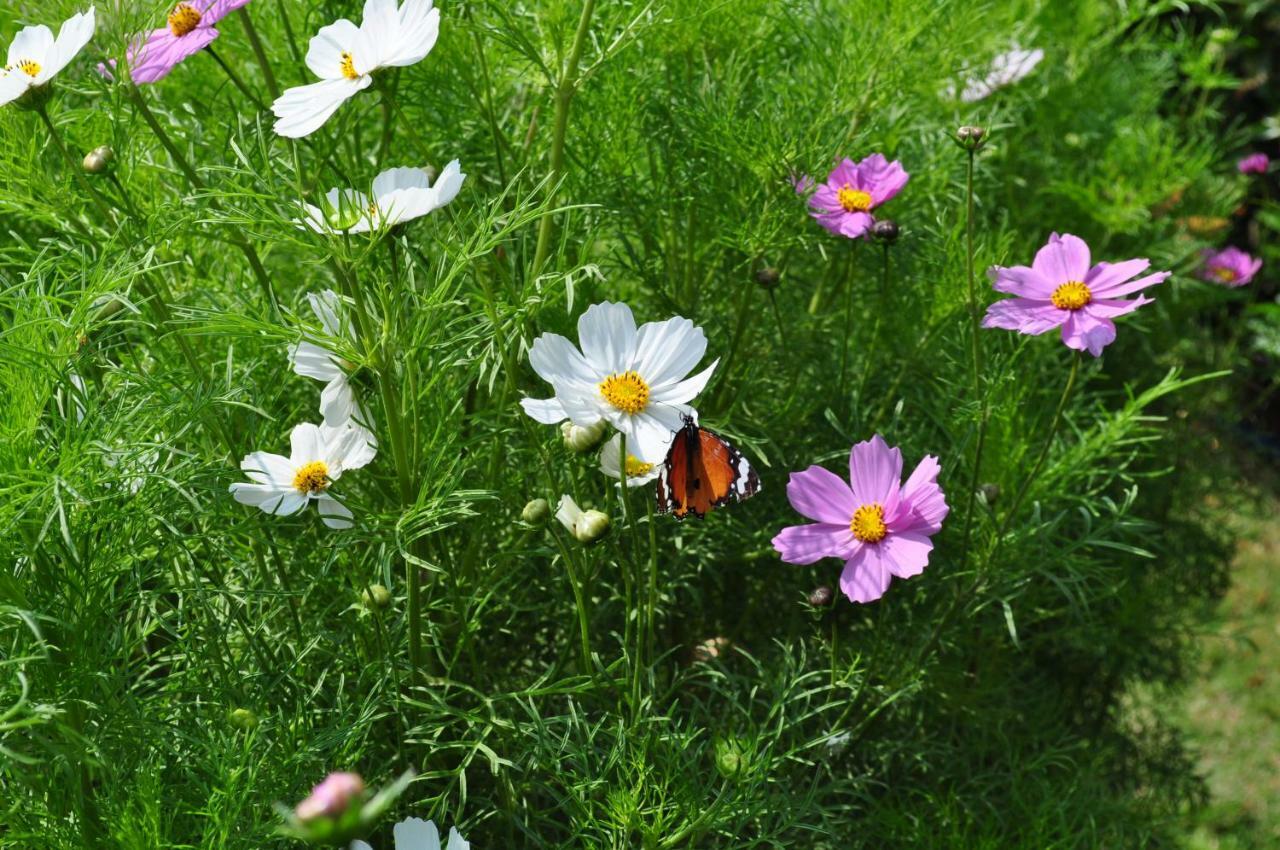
[766,287,786,347]
[550,525,593,673]
[529,0,597,280]
[837,241,858,405]
[958,147,988,567]
[207,45,267,111]
[34,104,116,225]
[237,8,279,98]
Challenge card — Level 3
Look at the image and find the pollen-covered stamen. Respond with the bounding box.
[624,455,654,478]
[1050,281,1092,311]
[167,3,202,36]
[292,460,331,495]
[837,185,873,213]
[10,59,41,77]
[1212,267,1237,283]
[599,371,650,415]
[850,503,887,544]
[339,51,359,80]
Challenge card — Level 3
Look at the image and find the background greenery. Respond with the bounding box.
[0,0,1275,847]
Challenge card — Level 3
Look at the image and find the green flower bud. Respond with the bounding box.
[560,419,608,453]
[522,497,551,523]
[714,736,751,780]
[574,509,611,543]
[954,125,987,152]
[228,707,259,730]
[361,584,392,609]
[82,144,114,174]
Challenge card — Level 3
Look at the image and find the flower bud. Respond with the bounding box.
[574,510,611,543]
[82,144,114,174]
[522,497,551,523]
[560,419,608,453]
[754,266,780,289]
[361,584,392,609]
[228,707,259,729]
[955,125,986,151]
[808,586,834,608]
[295,772,364,822]
[691,636,732,663]
[979,483,1000,506]
[714,736,751,779]
[870,219,900,243]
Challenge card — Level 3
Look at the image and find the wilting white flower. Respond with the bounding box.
[350,817,469,850]
[0,7,96,107]
[271,0,440,138]
[300,161,465,234]
[228,422,366,529]
[520,302,717,464]
[555,495,610,543]
[949,45,1043,102]
[599,434,660,487]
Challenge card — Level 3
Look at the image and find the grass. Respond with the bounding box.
[0,0,1274,847]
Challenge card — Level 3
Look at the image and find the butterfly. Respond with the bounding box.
[656,416,760,519]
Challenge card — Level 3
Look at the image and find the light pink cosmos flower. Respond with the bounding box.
[127,0,252,84]
[1237,153,1269,175]
[982,233,1169,357]
[1200,246,1261,287]
[295,771,365,821]
[773,435,948,605]
[799,154,909,240]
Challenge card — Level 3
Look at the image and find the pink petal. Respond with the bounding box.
[989,264,1056,298]
[839,546,891,604]
[772,523,857,565]
[864,161,909,206]
[835,211,874,239]
[879,531,935,579]
[827,157,859,187]
[1088,270,1167,299]
[1032,233,1091,284]
[1082,296,1151,320]
[981,298,1064,335]
[129,26,219,83]
[848,435,902,507]
[1083,258,1149,295]
[1060,311,1116,357]
[894,455,949,534]
[785,466,856,524]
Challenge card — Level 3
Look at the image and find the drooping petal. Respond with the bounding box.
[631,316,708,387]
[848,435,902,506]
[1060,311,1116,357]
[272,77,370,139]
[832,210,874,239]
[772,523,856,565]
[320,377,356,427]
[520,396,569,424]
[981,298,1064,335]
[879,531,934,579]
[785,466,856,524]
[1031,233,1090,284]
[577,302,638,376]
[839,547,892,604]
[290,341,343,382]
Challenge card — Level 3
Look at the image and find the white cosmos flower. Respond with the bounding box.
[599,434,660,487]
[0,7,96,108]
[271,0,440,138]
[288,290,378,468]
[520,302,718,464]
[350,817,469,850]
[301,161,465,234]
[949,45,1044,103]
[229,422,364,529]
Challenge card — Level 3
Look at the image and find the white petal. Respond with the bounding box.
[578,302,637,375]
[393,816,441,850]
[290,341,344,382]
[40,8,95,83]
[272,77,370,139]
[430,159,466,208]
[320,377,356,427]
[0,72,31,107]
[289,422,326,464]
[305,18,361,79]
[555,495,583,534]
[373,165,431,197]
[7,24,54,70]
[631,315,707,388]
[308,289,347,337]
[382,0,439,68]
[317,494,354,529]
[351,842,374,850]
[622,404,685,464]
[444,827,469,850]
[231,484,307,517]
[238,450,294,486]
[528,332,599,386]
[649,358,717,405]
[322,420,377,470]
[520,396,569,424]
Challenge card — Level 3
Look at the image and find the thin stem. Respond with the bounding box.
[837,241,858,404]
[958,147,988,567]
[237,8,279,98]
[766,288,787,347]
[995,353,1081,541]
[207,45,267,111]
[644,493,658,674]
[550,526,593,673]
[530,0,597,280]
[34,105,116,225]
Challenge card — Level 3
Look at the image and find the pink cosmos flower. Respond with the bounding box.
[799,154,909,240]
[127,0,252,84]
[981,233,1169,357]
[295,771,365,821]
[772,435,948,605]
[1200,246,1261,287]
[1237,153,1269,175]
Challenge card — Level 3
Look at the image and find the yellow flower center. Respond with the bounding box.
[837,185,872,213]
[292,461,331,495]
[850,503,887,544]
[599,371,650,415]
[167,3,202,36]
[10,59,41,77]
[625,455,654,478]
[1050,281,1092,311]
[339,52,359,80]
[1212,266,1236,283]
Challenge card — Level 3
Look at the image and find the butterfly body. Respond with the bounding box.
[656,418,760,519]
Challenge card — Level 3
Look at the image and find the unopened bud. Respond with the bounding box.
[754,266,780,289]
[522,497,551,523]
[714,736,750,779]
[808,586,834,608]
[555,495,611,543]
[870,219,900,243]
[979,483,1000,506]
[82,144,114,174]
[228,707,258,729]
[955,125,986,151]
[361,584,391,609]
[295,772,365,822]
[561,419,608,453]
[691,636,732,663]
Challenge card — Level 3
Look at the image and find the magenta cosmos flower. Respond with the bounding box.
[295,772,364,821]
[1200,246,1261,288]
[982,233,1168,357]
[1237,153,1269,175]
[800,154,909,240]
[127,0,252,84]
[772,435,948,605]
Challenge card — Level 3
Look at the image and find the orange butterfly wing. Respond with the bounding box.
[657,420,760,519]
